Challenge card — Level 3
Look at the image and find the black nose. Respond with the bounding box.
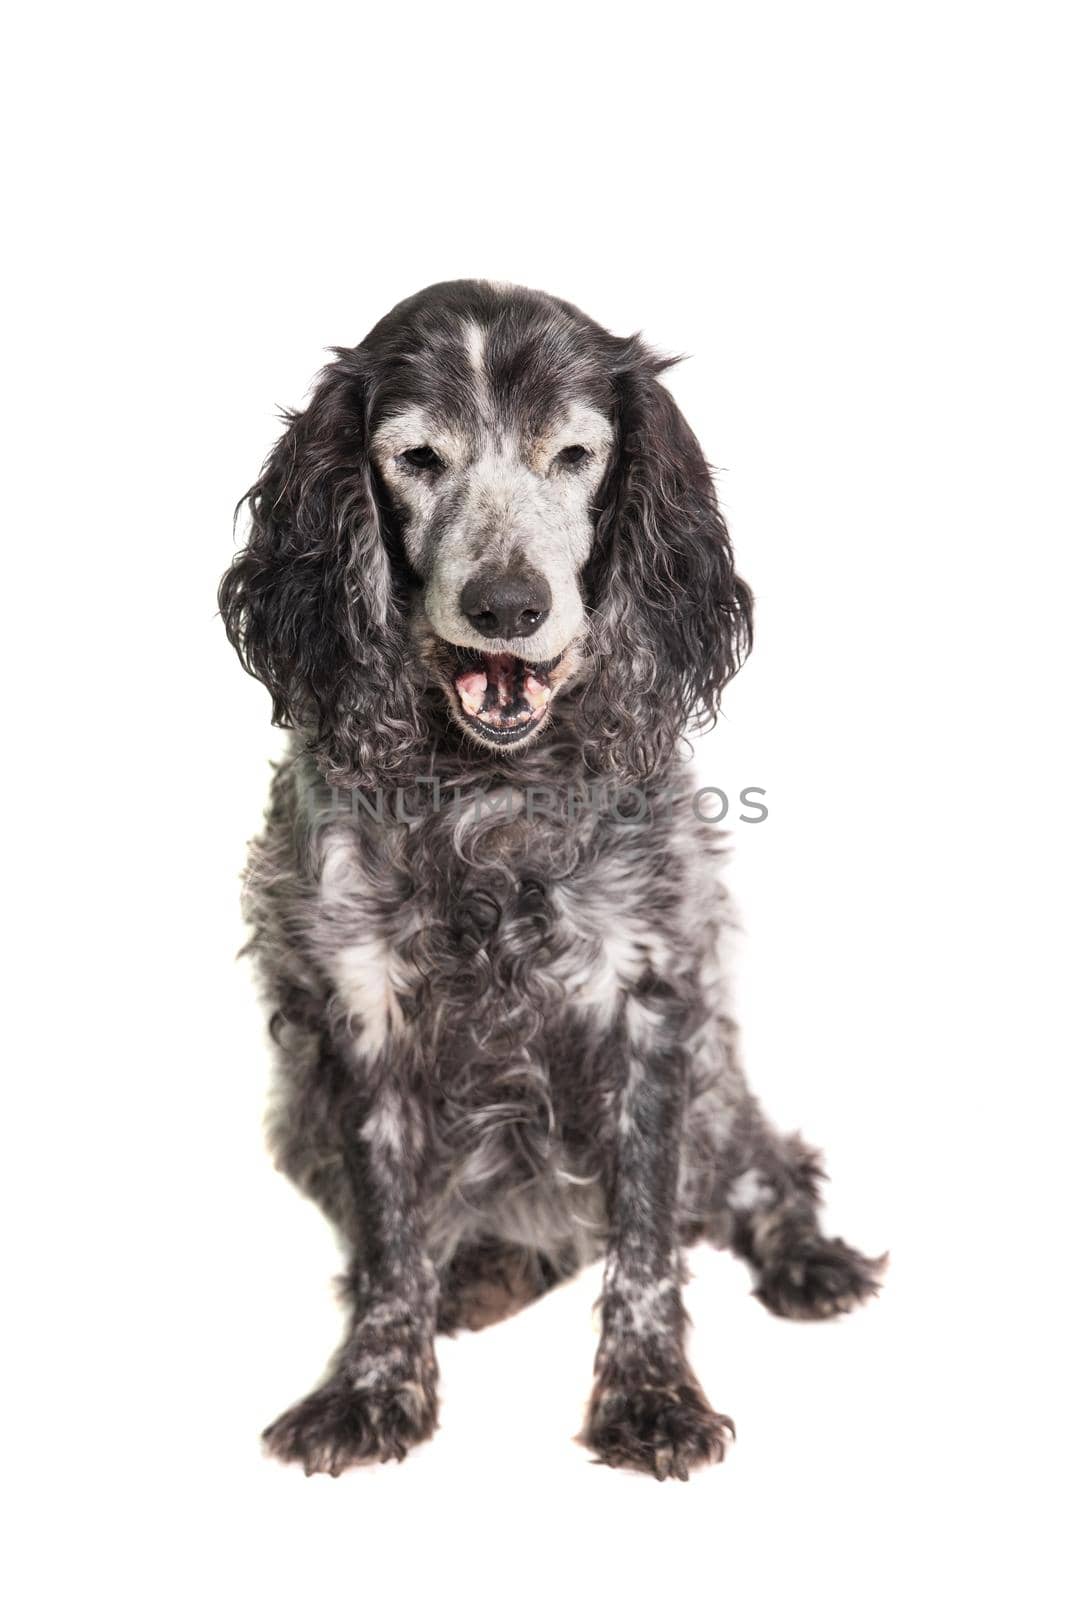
[460,568,552,640]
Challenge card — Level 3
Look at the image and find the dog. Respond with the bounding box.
[219,280,883,1480]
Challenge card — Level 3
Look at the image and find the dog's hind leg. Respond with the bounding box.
[682,1028,886,1319]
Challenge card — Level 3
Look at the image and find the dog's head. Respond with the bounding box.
[220,281,752,782]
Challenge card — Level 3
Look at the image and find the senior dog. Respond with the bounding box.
[219,280,882,1480]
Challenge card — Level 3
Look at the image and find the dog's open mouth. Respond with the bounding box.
[448,649,563,744]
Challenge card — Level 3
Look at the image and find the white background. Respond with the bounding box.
[4,3,1064,1596]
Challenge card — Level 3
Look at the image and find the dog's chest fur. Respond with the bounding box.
[277,769,719,1264]
[316,783,690,1047]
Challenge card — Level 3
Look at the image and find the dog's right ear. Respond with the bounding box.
[218,351,423,783]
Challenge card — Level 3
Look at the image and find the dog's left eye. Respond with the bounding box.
[400,446,444,472]
[554,445,590,470]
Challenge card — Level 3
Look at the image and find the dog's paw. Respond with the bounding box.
[583,1379,734,1481]
[756,1235,887,1320]
[262,1367,438,1475]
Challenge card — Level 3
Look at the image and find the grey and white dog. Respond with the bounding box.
[219,280,883,1480]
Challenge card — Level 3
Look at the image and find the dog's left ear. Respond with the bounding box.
[579,340,753,779]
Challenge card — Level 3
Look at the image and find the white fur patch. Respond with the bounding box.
[362,1087,407,1159]
[330,937,406,1058]
[316,829,412,1060]
[603,1266,677,1338]
[465,320,489,414]
[553,864,674,1027]
[727,1169,776,1212]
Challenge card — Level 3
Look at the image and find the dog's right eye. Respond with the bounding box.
[400,446,444,472]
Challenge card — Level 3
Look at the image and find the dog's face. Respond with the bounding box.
[220,281,752,781]
[369,319,615,749]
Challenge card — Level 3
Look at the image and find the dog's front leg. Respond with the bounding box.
[263,1043,439,1475]
[583,984,733,1480]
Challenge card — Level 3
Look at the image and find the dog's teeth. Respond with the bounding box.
[456,670,488,716]
[524,675,553,711]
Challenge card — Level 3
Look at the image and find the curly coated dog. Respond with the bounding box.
[219,279,883,1480]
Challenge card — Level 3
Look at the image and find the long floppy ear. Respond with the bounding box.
[578,340,753,781]
[218,351,423,784]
